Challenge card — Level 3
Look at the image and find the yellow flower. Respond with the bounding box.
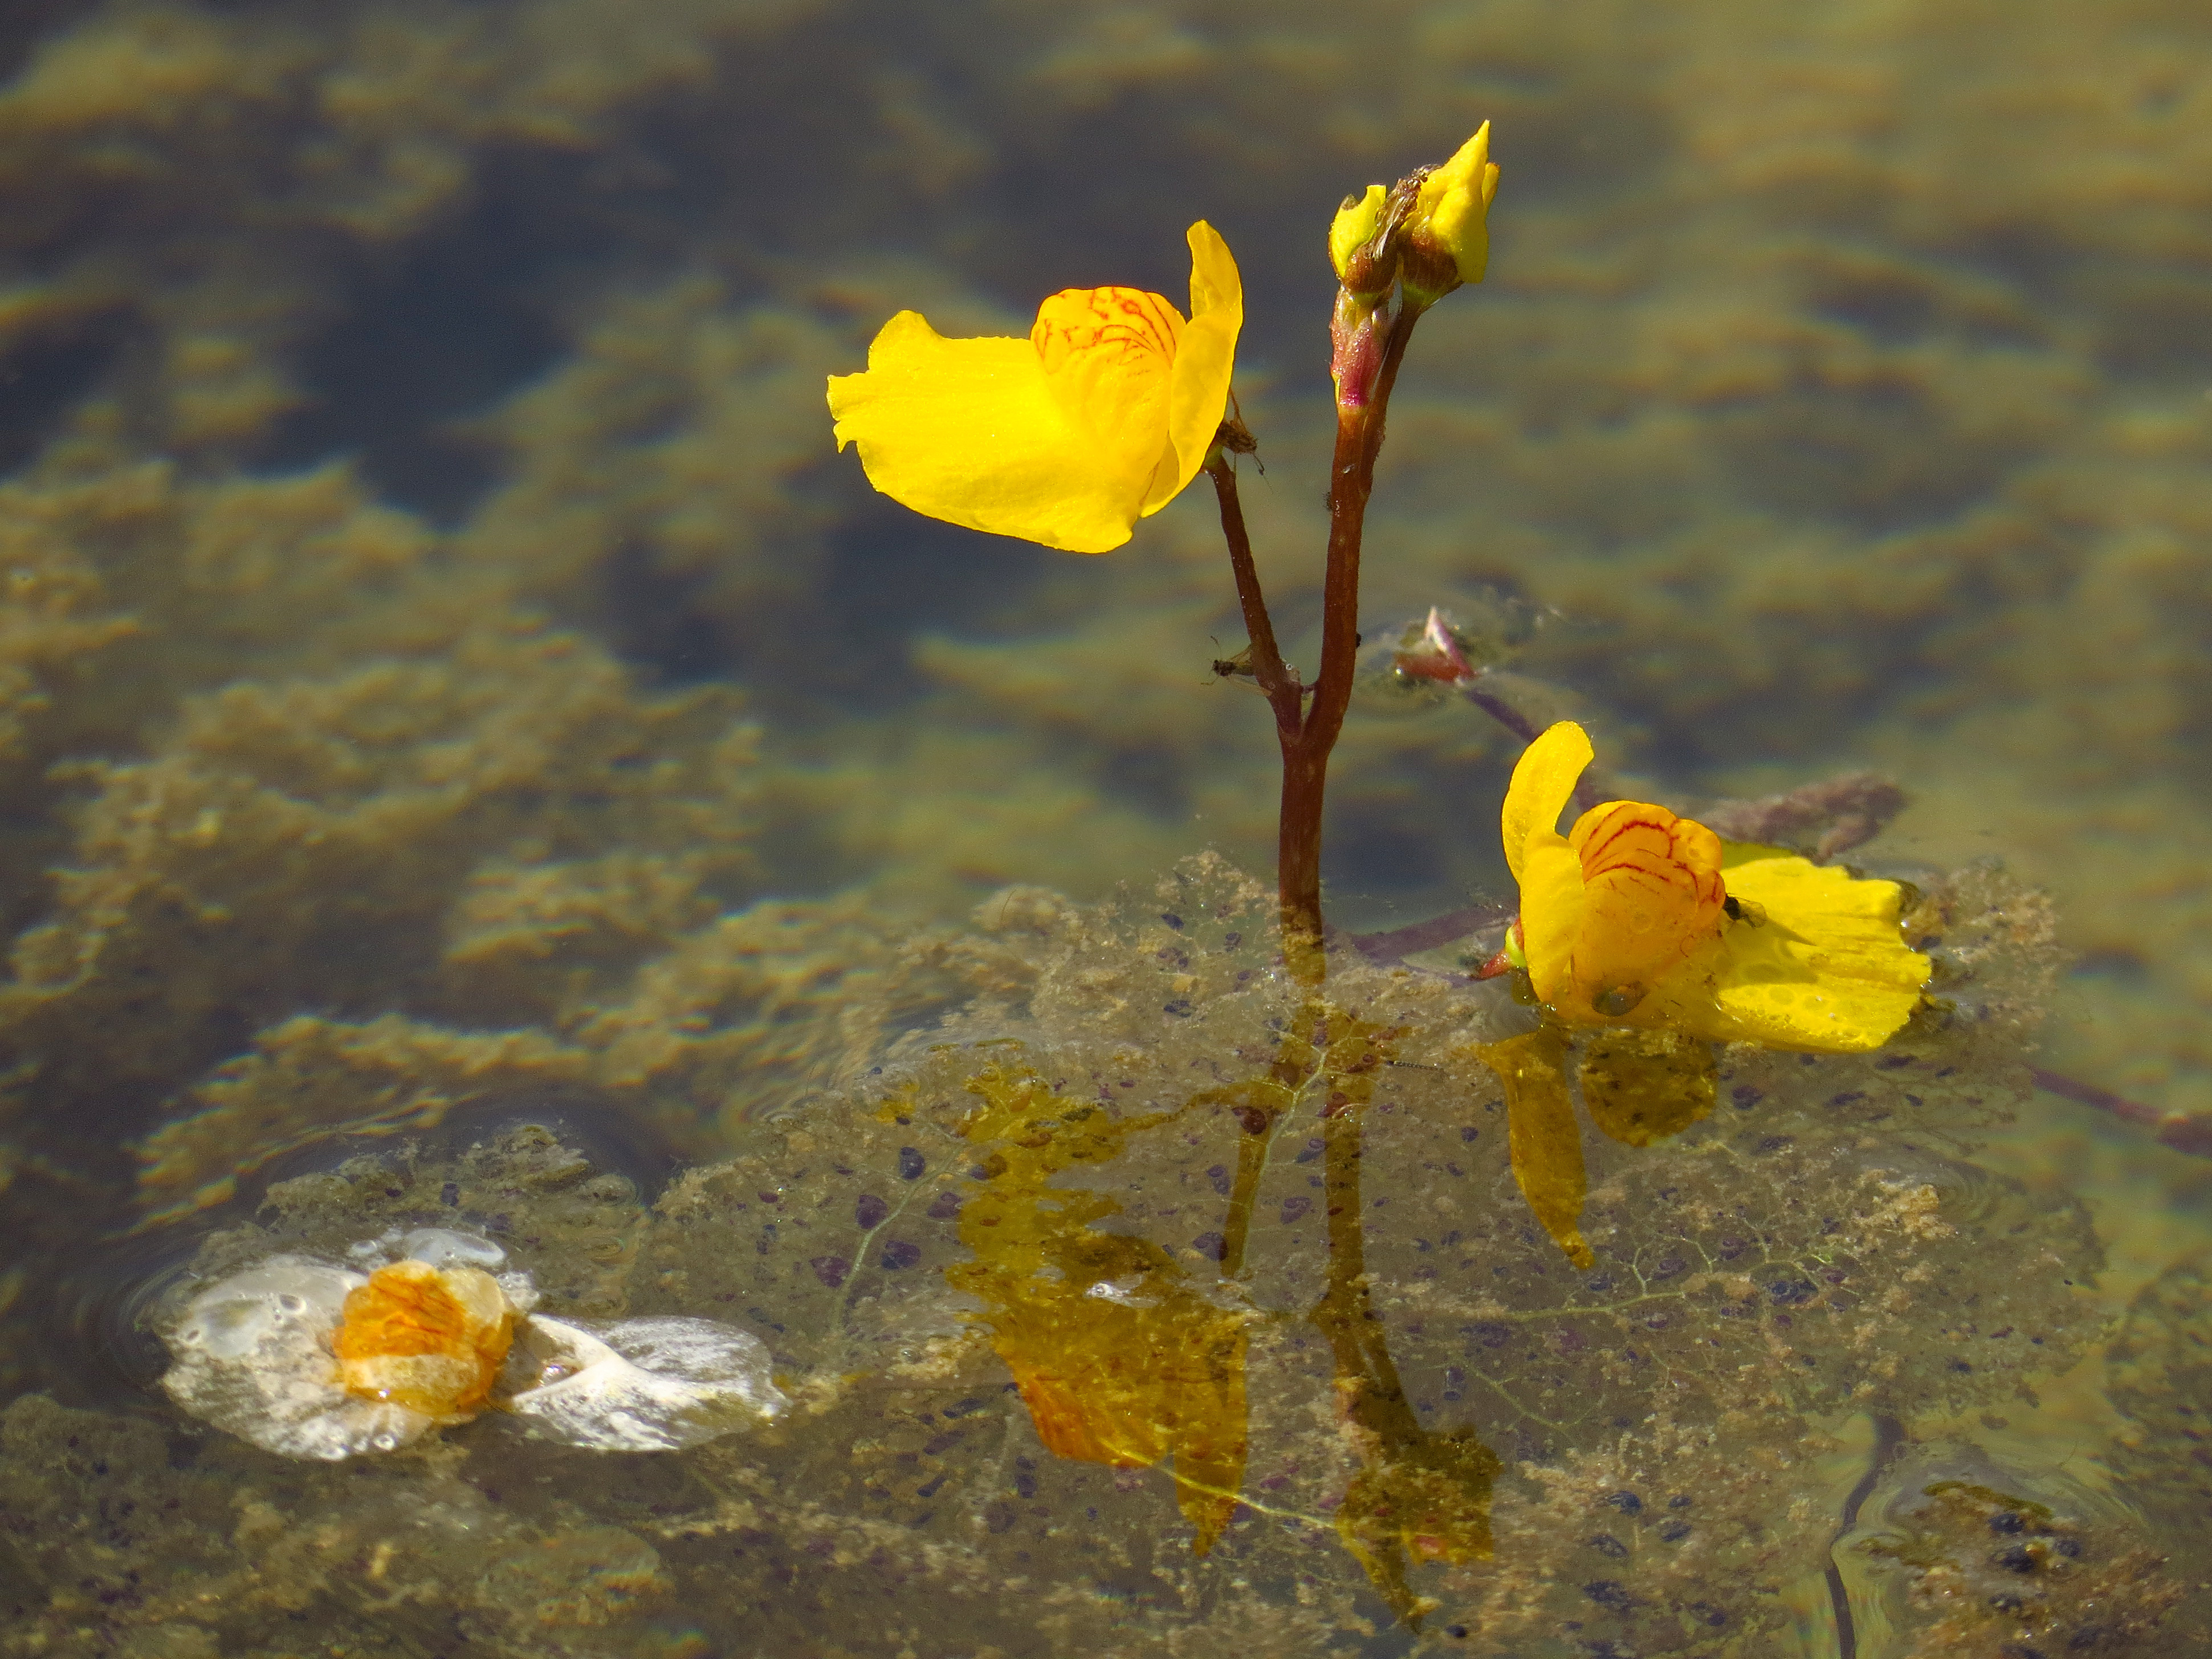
[1474,721,1932,1267]
[1406,121,1500,289]
[826,222,1243,555]
[1502,720,1930,1051]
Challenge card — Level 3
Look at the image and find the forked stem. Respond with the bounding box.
[1207,307,1423,984]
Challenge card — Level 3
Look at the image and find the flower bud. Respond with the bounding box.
[1328,184,1387,284]
[1404,123,1500,299]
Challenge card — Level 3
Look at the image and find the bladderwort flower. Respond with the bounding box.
[826,222,1242,553]
[1473,721,1933,1266]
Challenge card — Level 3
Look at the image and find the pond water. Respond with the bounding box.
[0,1,2206,1654]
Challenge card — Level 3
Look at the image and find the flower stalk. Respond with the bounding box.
[825,125,1499,987]
[1212,124,1497,981]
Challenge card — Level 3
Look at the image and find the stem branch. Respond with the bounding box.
[1206,456,1302,737]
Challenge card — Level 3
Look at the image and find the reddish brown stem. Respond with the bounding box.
[1273,308,1421,979]
[1206,459,1302,738]
[2034,1067,2212,1157]
[1207,294,1421,981]
[1345,900,1512,968]
[1457,683,1604,816]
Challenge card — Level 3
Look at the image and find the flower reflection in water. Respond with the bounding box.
[934,1003,1498,1627]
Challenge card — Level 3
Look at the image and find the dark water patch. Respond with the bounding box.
[1326,822,1444,900]
[1097,744,1189,822]
[0,0,98,84]
[0,317,127,477]
[1812,271,1942,346]
[38,1234,197,1409]
[2069,948,2149,983]
[1715,377,2019,534]
[258,152,583,525]
[598,536,732,687]
[2094,270,2212,383]
[759,506,1081,716]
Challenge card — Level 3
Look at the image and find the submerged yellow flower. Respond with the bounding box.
[826,223,1243,554]
[1474,721,1932,1267]
[936,1065,1248,1555]
[1502,721,1930,1050]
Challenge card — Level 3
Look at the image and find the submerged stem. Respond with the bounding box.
[1309,1067,1498,1627]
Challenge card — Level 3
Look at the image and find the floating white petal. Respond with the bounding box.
[161,1255,443,1460]
[506,1315,788,1452]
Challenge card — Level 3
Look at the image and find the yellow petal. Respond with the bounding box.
[1500,720,1592,884]
[1329,183,1386,280]
[1474,1026,1592,1269]
[1564,800,1726,1013]
[1518,837,1585,1009]
[1417,123,1493,216]
[1144,221,1243,516]
[1413,122,1498,286]
[1701,846,1930,1052]
[1033,283,1180,506]
[827,311,1146,553]
[1579,1028,1716,1146]
[335,1261,514,1420]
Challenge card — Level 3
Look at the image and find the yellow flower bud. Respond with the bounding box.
[1327,183,1386,282]
[1408,121,1501,289]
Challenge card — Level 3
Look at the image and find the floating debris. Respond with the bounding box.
[159,1225,781,1459]
[162,1253,458,1460]
[506,1315,787,1450]
[332,1259,518,1422]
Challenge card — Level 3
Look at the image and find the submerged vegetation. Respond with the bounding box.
[0,0,2205,1654]
[4,857,2159,1654]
